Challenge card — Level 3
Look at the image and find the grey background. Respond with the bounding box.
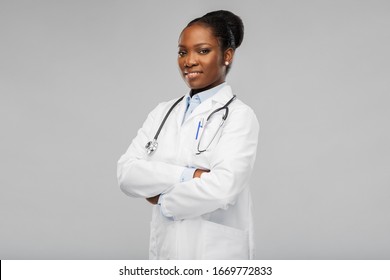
[1,0,389,259]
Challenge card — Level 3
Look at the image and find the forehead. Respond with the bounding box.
[178,23,219,47]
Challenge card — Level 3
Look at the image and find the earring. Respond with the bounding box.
[225,61,229,66]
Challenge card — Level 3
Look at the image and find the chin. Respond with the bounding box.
[186,82,207,90]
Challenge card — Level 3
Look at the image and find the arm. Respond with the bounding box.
[145,168,209,205]
[117,102,186,198]
[159,106,259,220]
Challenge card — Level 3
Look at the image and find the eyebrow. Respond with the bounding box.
[178,43,213,48]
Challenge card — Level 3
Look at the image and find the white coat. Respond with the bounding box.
[117,85,259,259]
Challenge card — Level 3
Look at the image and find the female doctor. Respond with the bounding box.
[117,10,259,259]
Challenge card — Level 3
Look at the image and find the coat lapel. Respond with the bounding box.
[181,85,234,125]
[176,95,188,128]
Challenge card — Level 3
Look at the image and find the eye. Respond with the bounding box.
[178,50,187,57]
[199,49,210,54]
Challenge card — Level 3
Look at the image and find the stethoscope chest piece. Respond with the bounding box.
[145,139,158,155]
[144,96,184,156]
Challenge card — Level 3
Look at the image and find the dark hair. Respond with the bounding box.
[187,10,244,52]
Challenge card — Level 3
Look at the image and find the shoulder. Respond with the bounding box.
[218,85,258,118]
[219,96,259,142]
[229,98,259,127]
[215,85,259,126]
[231,98,256,115]
[148,96,185,119]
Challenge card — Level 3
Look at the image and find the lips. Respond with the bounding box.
[184,71,202,79]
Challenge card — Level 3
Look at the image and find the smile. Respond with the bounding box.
[185,71,202,79]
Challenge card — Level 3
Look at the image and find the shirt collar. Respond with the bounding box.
[185,82,227,105]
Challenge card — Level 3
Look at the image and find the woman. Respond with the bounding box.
[117,10,259,260]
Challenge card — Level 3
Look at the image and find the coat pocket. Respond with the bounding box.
[195,116,224,154]
[200,220,249,259]
[149,219,177,260]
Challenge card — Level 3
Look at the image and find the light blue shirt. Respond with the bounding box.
[180,82,227,180]
[159,82,227,219]
[182,82,227,124]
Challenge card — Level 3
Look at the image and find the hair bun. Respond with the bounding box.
[204,10,244,48]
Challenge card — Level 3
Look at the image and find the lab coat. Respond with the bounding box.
[117,85,259,259]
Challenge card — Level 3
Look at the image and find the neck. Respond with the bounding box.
[190,81,225,97]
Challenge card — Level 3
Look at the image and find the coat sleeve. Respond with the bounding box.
[159,105,259,220]
[117,103,185,198]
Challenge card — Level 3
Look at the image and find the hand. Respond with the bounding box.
[193,169,210,178]
[146,194,160,205]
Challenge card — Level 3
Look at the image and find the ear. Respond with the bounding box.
[223,48,234,65]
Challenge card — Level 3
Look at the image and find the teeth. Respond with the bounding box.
[186,72,201,77]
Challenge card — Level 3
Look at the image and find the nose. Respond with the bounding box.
[184,52,198,67]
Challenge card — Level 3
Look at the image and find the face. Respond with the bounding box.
[178,23,233,94]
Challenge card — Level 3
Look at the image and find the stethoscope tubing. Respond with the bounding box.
[146,94,236,155]
[152,96,184,141]
[196,95,236,154]
[206,95,236,121]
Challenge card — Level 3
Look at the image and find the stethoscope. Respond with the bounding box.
[145,95,236,155]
